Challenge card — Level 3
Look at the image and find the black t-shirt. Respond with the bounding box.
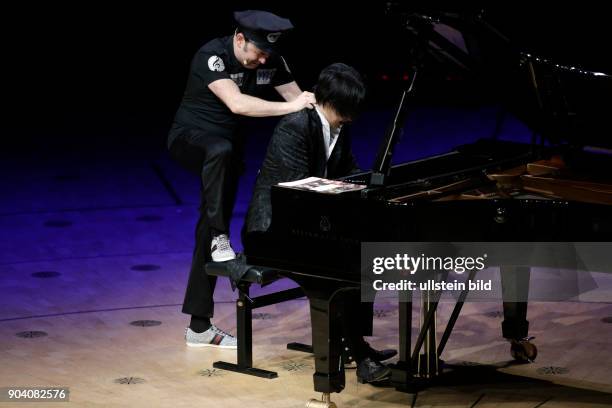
[169,35,294,145]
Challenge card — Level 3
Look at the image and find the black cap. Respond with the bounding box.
[234,10,294,55]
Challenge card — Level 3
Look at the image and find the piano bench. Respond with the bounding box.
[205,260,282,285]
[205,260,312,379]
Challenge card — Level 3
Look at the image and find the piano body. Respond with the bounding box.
[243,8,612,406]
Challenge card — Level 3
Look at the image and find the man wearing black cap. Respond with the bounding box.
[168,10,316,348]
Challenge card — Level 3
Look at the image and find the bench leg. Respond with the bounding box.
[213,283,278,379]
[237,283,253,368]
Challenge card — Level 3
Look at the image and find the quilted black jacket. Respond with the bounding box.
[243,108,360,234]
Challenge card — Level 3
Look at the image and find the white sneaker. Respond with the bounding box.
[211,234,236,262]
[184,325,237,349]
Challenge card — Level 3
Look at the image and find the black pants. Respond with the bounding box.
[169,127,244,319]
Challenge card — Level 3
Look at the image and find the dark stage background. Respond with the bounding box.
[4,2,611,152]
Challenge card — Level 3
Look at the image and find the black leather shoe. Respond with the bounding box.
[356,358,391,384]
[365,342,397,362]
[343,342,397,368]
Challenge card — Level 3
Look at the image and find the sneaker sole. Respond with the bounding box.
[186,342,237,349]
[211,255,236,262]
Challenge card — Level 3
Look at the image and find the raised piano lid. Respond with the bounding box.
[379,7,612,168]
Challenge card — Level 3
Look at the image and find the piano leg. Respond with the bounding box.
[500,266,537,362]
[294,276,350,395]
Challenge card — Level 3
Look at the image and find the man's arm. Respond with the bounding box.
[209,79,314,117]
[274,81,302,102]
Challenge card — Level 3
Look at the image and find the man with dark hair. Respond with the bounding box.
[243,63,363,234]
[242,63,395,383]
[168,10,316,349]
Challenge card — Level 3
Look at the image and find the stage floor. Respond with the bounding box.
[2,292,612,407]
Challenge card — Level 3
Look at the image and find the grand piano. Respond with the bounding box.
[243,8,612,407]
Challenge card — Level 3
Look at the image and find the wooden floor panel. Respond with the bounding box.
[1,298,612,407]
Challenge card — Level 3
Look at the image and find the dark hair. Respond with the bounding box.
[314,63,366,119]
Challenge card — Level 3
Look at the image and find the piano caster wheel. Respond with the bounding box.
[510,336,537,363]
[306,393,337,408]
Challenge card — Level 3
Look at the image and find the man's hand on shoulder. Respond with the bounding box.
[289,91,316,112]
[208,79,316,117]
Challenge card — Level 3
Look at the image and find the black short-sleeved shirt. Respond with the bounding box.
[169,35,294,145]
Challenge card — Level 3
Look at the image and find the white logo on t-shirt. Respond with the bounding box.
[208,56,225,72]
[256,68,276,85]
[230,72,244,87]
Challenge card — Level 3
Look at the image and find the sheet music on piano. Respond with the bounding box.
[277,177,367,194]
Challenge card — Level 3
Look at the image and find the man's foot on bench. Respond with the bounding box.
[185,325,237,349]
[211,234,236,262]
